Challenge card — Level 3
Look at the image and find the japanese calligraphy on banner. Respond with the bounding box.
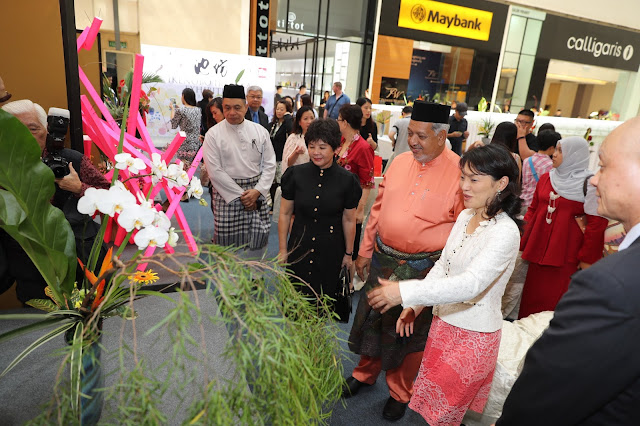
[255,0,271,56]
[140,44,276,147]
[398,0,493,41]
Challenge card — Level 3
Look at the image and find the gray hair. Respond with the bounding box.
[1,99,47,127]
[432,122,450,134]
[246,86,263,94]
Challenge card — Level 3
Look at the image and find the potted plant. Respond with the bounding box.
[478,117,495,144]
[0,105,343,423]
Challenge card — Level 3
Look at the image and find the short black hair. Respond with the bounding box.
[459,144,523,229]
[538,123,556,133]
[537,130,561,152]
[182,87,197,106]
[517,109,535,120]
[402,106,413,115]
[276,85,282,90]
[300,85,306,90]
[339,104,362,130]
[305,118,341,150]
[300,94,312,107]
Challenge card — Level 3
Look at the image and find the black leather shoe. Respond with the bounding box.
[382,396,408,421]
[341,376,371,398]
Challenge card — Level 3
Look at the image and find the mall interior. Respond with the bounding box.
[1,0,640,424]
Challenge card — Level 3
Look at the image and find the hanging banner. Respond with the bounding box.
[140,44,276,147]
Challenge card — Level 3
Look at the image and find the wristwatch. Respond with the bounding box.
[517,136,526,140]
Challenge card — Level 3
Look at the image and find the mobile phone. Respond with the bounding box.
[170,98,177,107]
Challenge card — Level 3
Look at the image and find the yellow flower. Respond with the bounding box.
[129,269,159,285]
[74,300,82,309]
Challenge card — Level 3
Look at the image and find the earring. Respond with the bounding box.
[497,189,502,196]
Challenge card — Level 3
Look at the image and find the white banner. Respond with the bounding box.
[140,44,276,147]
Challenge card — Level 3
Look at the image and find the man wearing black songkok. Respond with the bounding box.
[202,84,276,250]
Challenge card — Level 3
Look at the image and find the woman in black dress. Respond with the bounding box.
[356,97,378,150]
[278,119,362,305]
[269,100,294,207]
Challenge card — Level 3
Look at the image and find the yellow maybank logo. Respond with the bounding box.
[398,0,493,41]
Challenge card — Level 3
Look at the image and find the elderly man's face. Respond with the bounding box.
[591,120,640,230]
[14,109,47,150]
[246,90,263,111]
[222,98,247,125]
[407,121,446,163]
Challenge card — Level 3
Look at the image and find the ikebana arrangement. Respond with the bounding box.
[0,17,343,425]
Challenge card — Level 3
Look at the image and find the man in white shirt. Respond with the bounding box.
[497,116,640,425]
[384,106,413,172]
[203,84,276,250]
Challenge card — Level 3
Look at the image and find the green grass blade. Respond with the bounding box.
[69,322,83,413]
[0,317,68,344]
[0,321,75,379]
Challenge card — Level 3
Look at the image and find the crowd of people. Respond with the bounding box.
[2,75,640,425]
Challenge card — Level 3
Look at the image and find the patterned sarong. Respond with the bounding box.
[348,235,441,370]
[211,175,271,250]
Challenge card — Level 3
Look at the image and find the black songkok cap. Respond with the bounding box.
[223,84,246,100]
[411,101,451,123]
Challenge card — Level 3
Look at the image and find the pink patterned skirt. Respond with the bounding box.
[409,316,501,426]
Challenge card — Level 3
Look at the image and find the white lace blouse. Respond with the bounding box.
[400,209,520,332]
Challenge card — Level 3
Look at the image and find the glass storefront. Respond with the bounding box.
[271,0,376,107]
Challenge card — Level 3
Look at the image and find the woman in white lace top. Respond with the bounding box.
[368,144,522,426]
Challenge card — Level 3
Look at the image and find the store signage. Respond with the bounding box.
[538,15,640,72]
[277,12,306,31]
[254,0,270,56]
[397,0,493,41]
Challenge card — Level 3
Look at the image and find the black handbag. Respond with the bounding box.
[334,265,352,323]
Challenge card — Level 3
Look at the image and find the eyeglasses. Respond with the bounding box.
[247,95,263,100]
[337,118,344,122]
[514,119,533,126]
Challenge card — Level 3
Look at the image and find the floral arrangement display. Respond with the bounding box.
[584,127,594,146]
[0,17,344,425]
[478,117,495,139]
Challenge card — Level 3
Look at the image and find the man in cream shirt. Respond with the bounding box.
[203,84,276,251]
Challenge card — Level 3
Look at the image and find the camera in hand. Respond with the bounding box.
[42,107,71,178]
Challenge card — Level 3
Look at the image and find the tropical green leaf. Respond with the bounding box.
[0,317,69,344]
[69,322,83,413]
[25,299,59,313]
[0,321,75,379]
[114,305,137,320]
[0,110,76,301]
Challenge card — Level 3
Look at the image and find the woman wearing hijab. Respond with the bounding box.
[518,137,608,318]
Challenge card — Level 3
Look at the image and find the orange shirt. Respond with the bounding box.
[360,150,465,256]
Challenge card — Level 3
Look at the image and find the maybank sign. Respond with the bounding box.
[398,0,493,41]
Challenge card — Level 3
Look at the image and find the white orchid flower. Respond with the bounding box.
[187,176,203,199]
[166,161,189,187]
[168,227,179,247]
[136,192,154,210]
[77,187,103,215]
[151,153,168,183]
[134,225,169,250]
[117,203,156,232]
[114,152,147,174]
[96,183,136,217]
[153,211,171,231]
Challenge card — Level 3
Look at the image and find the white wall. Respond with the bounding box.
[504,0,640,31]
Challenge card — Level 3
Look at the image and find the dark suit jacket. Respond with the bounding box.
[268,114,293,161]
[498,236,640,425]
[245,107,269,130]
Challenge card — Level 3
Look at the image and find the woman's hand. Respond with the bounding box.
[355,209,365,224]
[367,277,402,313]
[341,253,353,271]
[396,307,416,337]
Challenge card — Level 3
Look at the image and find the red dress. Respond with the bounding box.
[336,135,375,189]
[519,173,607,318]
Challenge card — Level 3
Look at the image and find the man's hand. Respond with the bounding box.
[463,130,469,139]
[452,131,463,137]
[367,277,402,313]
[355,255,371,281]
[55,163,82,194]
[240,189,261,210]
[515,121,529,139]
[396,307,416,337]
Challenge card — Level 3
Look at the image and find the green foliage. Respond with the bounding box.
[0,110,76,302]
[20,246,345,424]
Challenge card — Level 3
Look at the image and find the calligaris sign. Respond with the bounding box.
[397,0,493,41]
[537,14,640,72]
